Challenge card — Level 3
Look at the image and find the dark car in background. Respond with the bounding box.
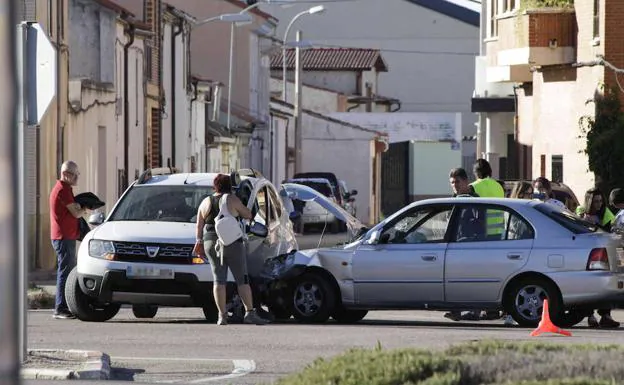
[503,180,580,212]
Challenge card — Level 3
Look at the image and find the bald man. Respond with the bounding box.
[49,161,87,319]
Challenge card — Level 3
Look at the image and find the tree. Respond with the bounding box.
[579,86,624,195]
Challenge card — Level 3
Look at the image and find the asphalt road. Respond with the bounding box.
[22,233,624,384]
[24,308,624,385]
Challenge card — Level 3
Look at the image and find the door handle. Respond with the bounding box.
[421,255,437,261]
[507,253,522,260]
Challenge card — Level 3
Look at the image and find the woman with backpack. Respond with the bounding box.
[193,174,270,325]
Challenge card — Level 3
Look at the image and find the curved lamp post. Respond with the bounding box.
[282,5,325,102]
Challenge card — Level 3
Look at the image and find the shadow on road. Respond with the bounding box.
[110,367,146,381]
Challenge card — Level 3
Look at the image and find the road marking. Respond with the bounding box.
[187,360,256,384]
[110,356,256,384]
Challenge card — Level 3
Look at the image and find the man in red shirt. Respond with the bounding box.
[50,161,87,319]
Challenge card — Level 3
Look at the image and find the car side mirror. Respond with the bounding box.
[87,212,105,226]
[249,221,268,238]
[350,189,358,196]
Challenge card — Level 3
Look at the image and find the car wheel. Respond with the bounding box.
[331,307,368,324]
[65,267,121,322]
[132,305,158,319]
[505,276,562,327]
[291,273,336,323]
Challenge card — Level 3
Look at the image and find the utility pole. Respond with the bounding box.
[0,0,21,383]
[293,30,303,174]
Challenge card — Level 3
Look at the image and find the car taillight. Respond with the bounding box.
[587,248,610,271]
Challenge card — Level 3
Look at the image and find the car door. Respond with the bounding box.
[245,180,271,276]
[444,203,534,303]
[352,204,453,306]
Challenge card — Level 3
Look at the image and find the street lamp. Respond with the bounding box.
[282,5,325,103]
[226,0,295,133]
[193,13,253,28]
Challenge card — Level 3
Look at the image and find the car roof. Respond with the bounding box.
[288,178,332,184]
[411,197,539,208]
[138,173,219,187]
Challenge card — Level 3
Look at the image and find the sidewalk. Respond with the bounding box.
[22,349,111,380]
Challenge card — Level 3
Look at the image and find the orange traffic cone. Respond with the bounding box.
[530,299,572,337]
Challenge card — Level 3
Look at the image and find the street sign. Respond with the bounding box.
[26,23,56,125]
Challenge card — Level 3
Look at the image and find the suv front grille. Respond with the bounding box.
[113,241,194,264]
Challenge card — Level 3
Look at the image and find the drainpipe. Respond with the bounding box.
[157,0,163,167]
[123,21,136,188]
[171,20,183,168]
[55,0,62,179]
[513,84,521,179]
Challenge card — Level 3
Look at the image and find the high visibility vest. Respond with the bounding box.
[471,178,505,237]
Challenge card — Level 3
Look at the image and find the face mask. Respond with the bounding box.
[533,192,546,200]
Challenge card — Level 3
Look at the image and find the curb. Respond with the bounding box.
[21,349,111,381]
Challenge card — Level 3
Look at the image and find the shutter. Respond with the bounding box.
[25,125,37,216]
[19,0,37,22]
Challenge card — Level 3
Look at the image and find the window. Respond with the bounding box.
[452,205,534,242]
[489,0,498,37]
[551,155,563,183]
[267,187,283,224]
[380,206,453,244]
[502,0,517,13]
[535,203,600,234]
[109,185,214,223]
[254,187,268,225]
[593,0,600,39]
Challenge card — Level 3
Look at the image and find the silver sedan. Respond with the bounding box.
[265,191,624,327]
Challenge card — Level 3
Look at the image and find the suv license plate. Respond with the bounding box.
[126,266,174,279]
[617,247,624,268]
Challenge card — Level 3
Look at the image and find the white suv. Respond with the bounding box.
[65,168,297,322]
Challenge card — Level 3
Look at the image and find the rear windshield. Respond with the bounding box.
[294,181,333,197]
[534,202,600,234]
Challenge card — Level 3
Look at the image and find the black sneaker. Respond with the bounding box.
[52,311,76,320]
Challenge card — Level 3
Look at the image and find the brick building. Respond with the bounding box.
[477,0,624,197]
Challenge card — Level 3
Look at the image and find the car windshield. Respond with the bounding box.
[534,202,600,234]
[109,185,215,223]
[292,181,333,197]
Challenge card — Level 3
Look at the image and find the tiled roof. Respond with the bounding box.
[270,48,388,72]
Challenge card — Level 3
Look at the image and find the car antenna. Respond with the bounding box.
[183,173,191,184]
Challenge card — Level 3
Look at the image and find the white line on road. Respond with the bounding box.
[110,356,256,384]
[188,360,256,384]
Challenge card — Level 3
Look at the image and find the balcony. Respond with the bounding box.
[486,7,577,83]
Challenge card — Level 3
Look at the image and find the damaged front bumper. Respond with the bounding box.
[259,251,306,281]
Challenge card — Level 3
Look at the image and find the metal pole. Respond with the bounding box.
[294,30,303,174]
[1,0,21,382]
[282,44,287,102]
[17,21,29,365]
[227,22,234,132]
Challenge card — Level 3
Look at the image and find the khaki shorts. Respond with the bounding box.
[204,239,249,285]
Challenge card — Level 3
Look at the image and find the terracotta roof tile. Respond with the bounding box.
[270,48,388,72]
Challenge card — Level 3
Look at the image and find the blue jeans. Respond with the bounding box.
[52,240,76,313]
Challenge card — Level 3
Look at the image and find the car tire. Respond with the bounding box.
[555,309,586,328]
[291,273,336,323]
[132,305,158,319]
[65,267,121,322]
[331,307,368,324]
[504,276,563,327]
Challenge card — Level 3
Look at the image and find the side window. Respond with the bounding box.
[254,187,268,225]
[267,187,283,224]
[380,206,453,244]
[453,205,534,242]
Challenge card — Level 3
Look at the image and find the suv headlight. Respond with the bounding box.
[89,239,115,260]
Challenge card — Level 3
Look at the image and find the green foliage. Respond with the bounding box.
[275,340,624,385]
[579,86,624,194]
[521,0,574,9]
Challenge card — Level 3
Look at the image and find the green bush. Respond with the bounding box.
[275,340,624,385]
[522,0,574,9]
